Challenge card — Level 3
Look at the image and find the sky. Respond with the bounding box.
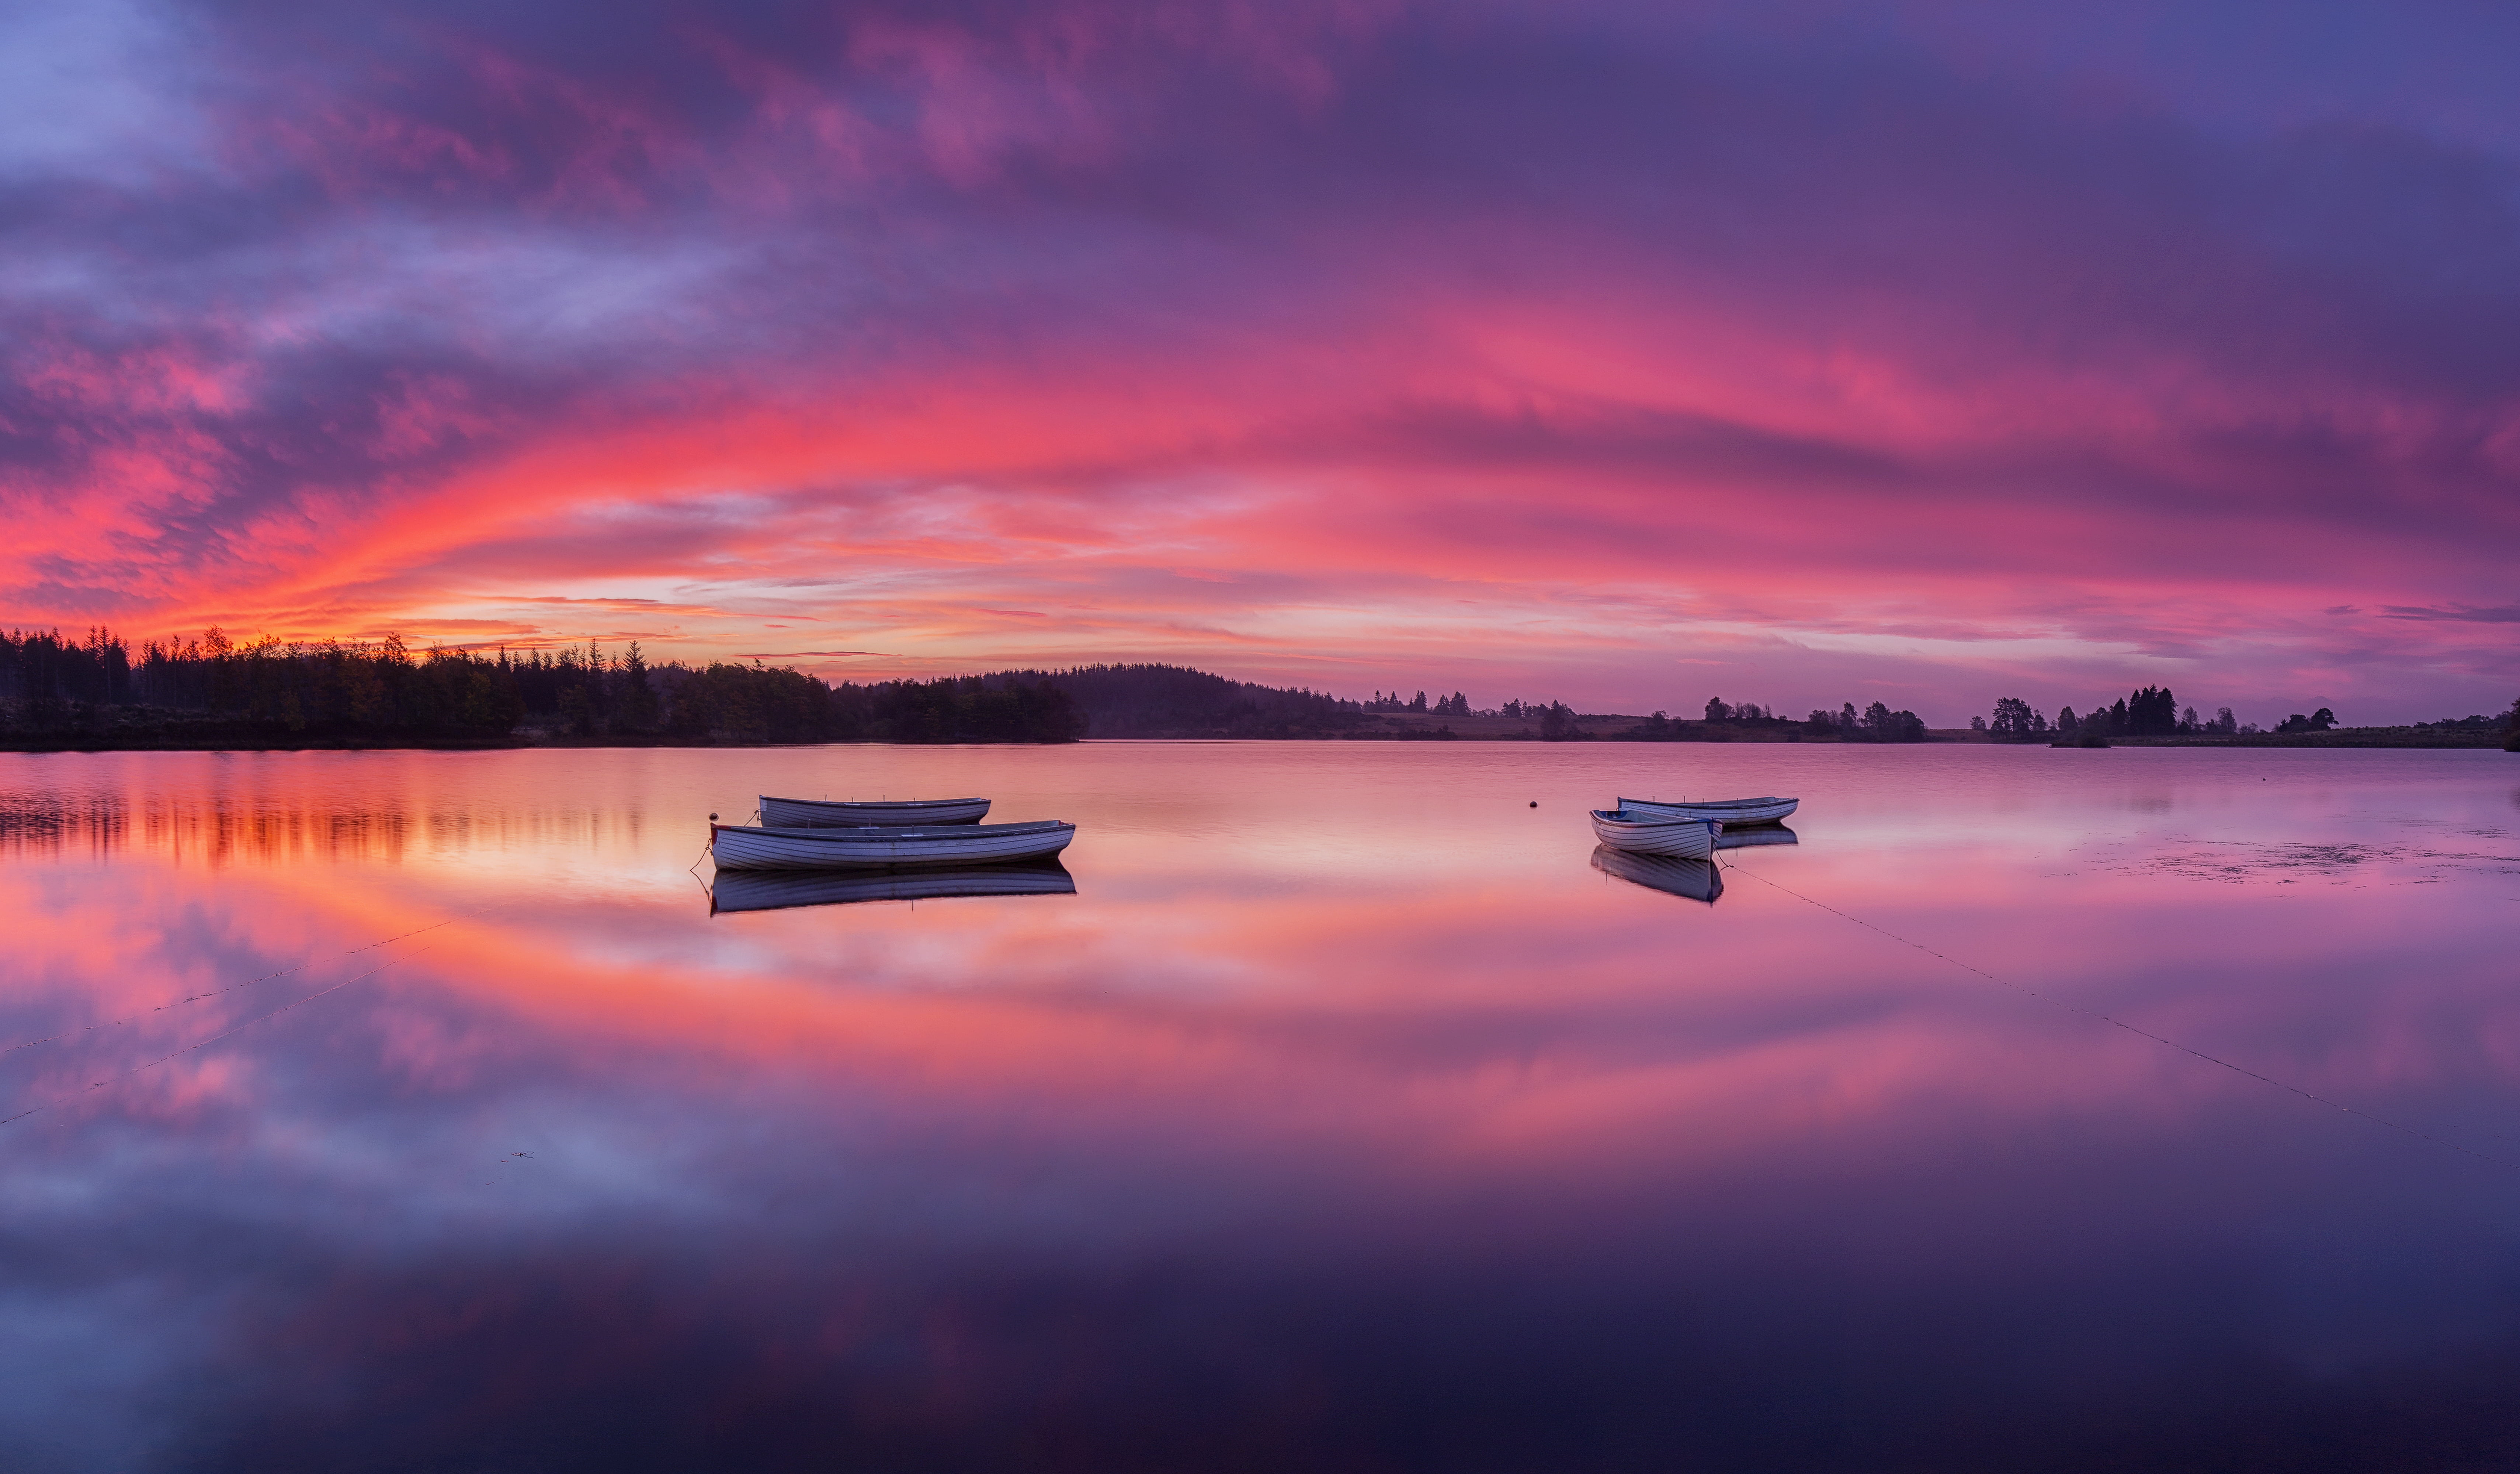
[2,0,2515,725]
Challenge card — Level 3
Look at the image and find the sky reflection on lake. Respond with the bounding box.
[3,744,2518,1471]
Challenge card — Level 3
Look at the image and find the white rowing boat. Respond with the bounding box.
[1617,795,1798,827]
[760,795,990,826]
[711,820,1075,871]
[1591,845,1724,903]
[1588,808,1719,859]
[710,860,1075,914]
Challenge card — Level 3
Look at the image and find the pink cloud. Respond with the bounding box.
[1,1,2513,722]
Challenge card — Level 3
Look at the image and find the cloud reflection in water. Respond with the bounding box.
[1,745,2517,1470]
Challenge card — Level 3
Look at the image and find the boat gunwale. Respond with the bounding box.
[760,796,989,809]
[1588,808,1723,830]
[709,821,1076,871]
[1617,795,1792,810]
[1617,796,1798,826]
[716,819,1072,842]
[759,795,992,827]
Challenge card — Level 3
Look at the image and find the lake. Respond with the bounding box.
[2,742,2516,1471]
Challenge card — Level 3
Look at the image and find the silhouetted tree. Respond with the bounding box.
[615,643,660,732]
[1847,701,1923,741]
[2118,686,2178,736]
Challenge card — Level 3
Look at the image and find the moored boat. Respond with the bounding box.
[1591,845,1724,903]
[1617,795,1798,827]
[711,819,1075,871]
[711,859,1075,914]
[1588,808,1719,859]
[760,795,990,826]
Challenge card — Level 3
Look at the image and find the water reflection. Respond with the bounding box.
[708,860,1076,914]
[0,781,638,866]
[1,746,2516,1471]
[1714,822,1799,850]
[1590,844,1724,902]
[0,788,425,861]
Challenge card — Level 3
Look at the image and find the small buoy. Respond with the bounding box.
[1529,801,1538,808]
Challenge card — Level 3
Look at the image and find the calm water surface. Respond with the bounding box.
[3,743,2517,1471]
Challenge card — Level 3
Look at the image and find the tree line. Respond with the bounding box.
[1367,689,1474,715]
[25,627,2492,749]
[1978,686,2254,741]
[1692,697,1927,741]
[1604,698,1926,742]
[1978,686,2520,743]
[0,628,1086,745]
[1808,701,1928,742]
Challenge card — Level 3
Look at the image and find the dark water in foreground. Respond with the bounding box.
[2,743,2517,1472]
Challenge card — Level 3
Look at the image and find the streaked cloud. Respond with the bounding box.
[1,0,2514,720]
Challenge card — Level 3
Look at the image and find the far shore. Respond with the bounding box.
[0,714,2506,753]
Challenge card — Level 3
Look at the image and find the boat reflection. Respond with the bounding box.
[1714,823,1799,851]
[708,859,1077,915]
[1590,844,1724,904]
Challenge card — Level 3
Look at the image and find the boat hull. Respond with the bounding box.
[711,860,1075,913]
[760,795,990,826]
[711,821,1075,870]
[1588,809,1718,859]
[1618,796,1798,827]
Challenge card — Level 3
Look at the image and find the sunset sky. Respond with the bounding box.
[4,0,2514,724]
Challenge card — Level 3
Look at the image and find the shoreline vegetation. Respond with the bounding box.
[1970,684,2518,752]
[0,628,2511,752]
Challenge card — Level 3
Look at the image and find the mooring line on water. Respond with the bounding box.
[0,909,487,1061]
[0,934,456,1129]
[1718,854,2517,1171]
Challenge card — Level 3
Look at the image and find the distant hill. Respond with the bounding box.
[987,665,1369,738]
[995,667,1896,742]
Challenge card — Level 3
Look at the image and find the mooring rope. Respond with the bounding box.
[1719,853,2516,1170]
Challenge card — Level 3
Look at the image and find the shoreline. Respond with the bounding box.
[2029,731,2509,751]
[0,728,2505,754]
